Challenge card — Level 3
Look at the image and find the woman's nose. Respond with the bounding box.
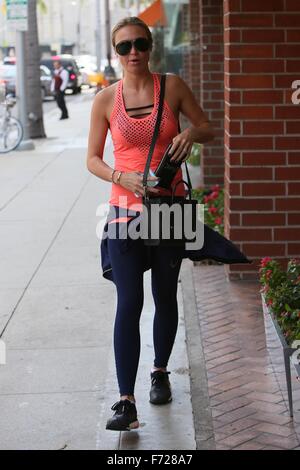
[130,45,138,53]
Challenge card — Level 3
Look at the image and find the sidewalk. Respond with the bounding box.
[2,90,299,451]
[181,262,300,450]
[0,91,195,450]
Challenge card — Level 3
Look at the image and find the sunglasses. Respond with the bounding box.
[115,37,151,56]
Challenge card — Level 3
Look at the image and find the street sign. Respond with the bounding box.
[6,0,28,32]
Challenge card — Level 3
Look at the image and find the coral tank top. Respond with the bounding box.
[108,73,185,222]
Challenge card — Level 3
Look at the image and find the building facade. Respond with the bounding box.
[0,0,134,60]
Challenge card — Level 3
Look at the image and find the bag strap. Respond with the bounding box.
[142,74,193,197]
[142,74,166,190]
[178,122,193,192]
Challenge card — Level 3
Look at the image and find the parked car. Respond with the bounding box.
[0,65,16,96]
[3,56,16,65]
[40,65,55,100]
[78,62,108,89]
[0,63,54,100]
[74,54,102,87]
[40,54,83,94]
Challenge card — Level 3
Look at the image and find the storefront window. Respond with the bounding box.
[150,0,189,75]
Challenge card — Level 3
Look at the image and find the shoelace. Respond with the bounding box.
[111,400,133,413]
[151,371,171,386]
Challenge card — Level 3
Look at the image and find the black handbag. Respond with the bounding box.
[141,74,198,247]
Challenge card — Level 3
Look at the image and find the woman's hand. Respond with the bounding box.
[118,172,160,197]
[169,128,194,163]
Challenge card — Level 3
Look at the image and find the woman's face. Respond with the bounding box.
[114,25,151,73]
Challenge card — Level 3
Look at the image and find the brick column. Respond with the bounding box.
[184,0,224,187]
[200,0,225,187]
[224,0,300,280]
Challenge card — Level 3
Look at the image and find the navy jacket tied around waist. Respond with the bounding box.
[100,205,251,284]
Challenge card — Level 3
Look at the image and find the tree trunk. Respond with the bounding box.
[26,0,46,138]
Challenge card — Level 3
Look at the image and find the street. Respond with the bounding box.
[6,86,94,120]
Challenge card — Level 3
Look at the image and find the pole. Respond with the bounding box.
[76,0,82,55]
[16,30,34,150]
[104,0,111,67]
[136,0,140,15]
[125,0,130,15]
[95,0,101,71]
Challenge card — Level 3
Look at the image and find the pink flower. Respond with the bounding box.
[204,195,211,204]
[214,217,223,225]
[212,184,220,192]
[265,269,272,280]
[267,298,273,306]
[210,191,219,200]
[260,257,272,268]
[208,206,218,214]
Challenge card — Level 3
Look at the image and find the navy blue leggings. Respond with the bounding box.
[107,231,182,396]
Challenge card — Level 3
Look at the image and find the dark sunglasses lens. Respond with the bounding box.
[134,38,150,52]
[116,41,132,56]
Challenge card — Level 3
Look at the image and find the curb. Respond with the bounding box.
[180,260,215,450]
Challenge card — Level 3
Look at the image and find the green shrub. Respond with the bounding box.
[188,143,202,166]
[192,184,224,235]
[260,257,300,345]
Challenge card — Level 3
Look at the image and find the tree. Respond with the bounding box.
[26,0,46,138]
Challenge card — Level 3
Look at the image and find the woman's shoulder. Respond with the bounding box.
[155,72,186,89]
[93,80,120,120]
[94,80,120,104]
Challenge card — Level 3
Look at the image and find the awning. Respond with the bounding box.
[138,0,167,27]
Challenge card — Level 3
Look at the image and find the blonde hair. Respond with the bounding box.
[111,17,153,49]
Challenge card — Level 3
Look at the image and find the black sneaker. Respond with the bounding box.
[149,370,172,405]
[106,399,139,431]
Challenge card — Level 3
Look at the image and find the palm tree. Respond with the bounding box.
[26,0,47,138]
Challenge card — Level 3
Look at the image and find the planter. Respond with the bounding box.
[261,293,300,417]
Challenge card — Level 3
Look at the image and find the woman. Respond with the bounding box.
[86,17,248,432]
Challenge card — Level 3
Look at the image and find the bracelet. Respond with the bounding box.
[116,171,123,185]
[111,169,117,183]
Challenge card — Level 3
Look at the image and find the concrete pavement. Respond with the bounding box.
[0,90,195,450]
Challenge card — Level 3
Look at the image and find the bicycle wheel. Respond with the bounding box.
[0,116,23,153]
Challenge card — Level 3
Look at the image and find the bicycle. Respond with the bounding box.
[0,94,23,153]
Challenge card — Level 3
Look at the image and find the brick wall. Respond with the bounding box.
[185,0,225,187]
[201,0,225,186]
[224,0,300,280]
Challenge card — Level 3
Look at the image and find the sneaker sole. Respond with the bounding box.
[128,420,140,430]
[149,396,172,405]
[106,420,140,431]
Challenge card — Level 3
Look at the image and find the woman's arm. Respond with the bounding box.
[86,89,160,196]
[168,75,216,163]
[86,90,114,182]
